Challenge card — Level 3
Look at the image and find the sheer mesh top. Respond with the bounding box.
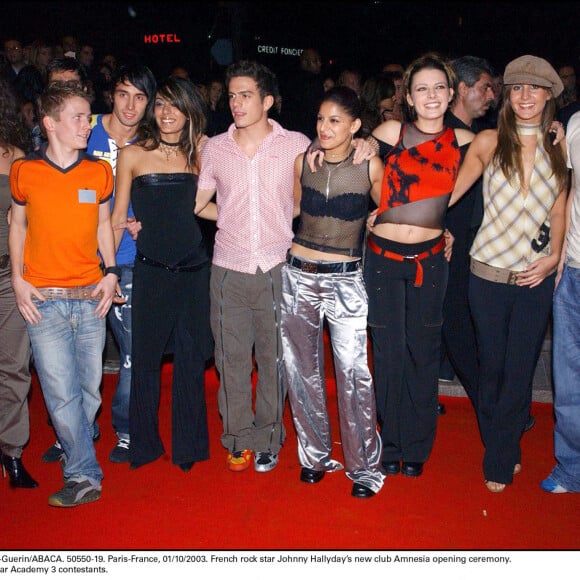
[294,152,371,257]
[375,124,460,229]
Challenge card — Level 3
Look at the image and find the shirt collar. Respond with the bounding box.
[226,118,287,143]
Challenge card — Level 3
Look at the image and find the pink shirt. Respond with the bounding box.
[199,119,310,274]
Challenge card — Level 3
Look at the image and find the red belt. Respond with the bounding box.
[367,236,445,287]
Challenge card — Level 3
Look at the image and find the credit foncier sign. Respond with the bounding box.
[257,45,303,56]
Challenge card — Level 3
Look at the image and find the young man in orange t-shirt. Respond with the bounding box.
[9,84,117,508]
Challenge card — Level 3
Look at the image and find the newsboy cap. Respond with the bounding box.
[503,55,564,97]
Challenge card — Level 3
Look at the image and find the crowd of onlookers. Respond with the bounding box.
[1,35,578,153]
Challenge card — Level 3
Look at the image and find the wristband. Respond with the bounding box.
[104,266,121,278]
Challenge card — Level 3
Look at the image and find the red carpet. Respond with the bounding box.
[2,363,579,551]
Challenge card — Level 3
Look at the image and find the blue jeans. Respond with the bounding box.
[27,297,105,486]
[550,264,580,491]
[107,265,133,440]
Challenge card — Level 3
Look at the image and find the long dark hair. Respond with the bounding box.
[139,76,206,172]
[0,79,34,153]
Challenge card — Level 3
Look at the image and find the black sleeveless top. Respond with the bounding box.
[294,153,371,258]
[131,173,208,268]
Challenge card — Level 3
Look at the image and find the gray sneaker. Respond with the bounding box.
[109,438,130,463]
[42,440,64,463]
[42,429,100,463]
[254,452,279,473]
[48,480,101,508]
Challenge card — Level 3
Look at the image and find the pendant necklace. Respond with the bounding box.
[159,138,180,162]
[323,149,351,198]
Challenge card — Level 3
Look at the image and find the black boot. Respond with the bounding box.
[1,453,39,488]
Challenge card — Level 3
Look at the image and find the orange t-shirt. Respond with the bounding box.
[10,149,114,288]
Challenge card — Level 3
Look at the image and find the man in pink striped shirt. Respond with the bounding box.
[196,61,310,474]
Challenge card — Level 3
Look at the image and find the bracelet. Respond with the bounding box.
[104,266,121,278]
[366,135,380,155]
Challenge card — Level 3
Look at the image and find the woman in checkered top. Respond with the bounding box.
[450,55,568,493]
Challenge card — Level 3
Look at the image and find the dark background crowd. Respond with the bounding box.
[1,1,578,83]
[1,1,579,147]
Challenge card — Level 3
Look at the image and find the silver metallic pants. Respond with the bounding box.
[280,259,385,492]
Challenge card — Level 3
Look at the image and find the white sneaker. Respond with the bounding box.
[254,452,279,473]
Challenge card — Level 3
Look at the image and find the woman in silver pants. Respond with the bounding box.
[281,87,385,498]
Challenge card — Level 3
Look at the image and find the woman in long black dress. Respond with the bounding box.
[112,77,215,470]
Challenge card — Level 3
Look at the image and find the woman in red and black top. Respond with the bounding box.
[365,53,474,478]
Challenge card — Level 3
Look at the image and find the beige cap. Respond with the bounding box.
[503,55,564,97]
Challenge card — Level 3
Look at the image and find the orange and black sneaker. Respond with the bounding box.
[227,449,252,472]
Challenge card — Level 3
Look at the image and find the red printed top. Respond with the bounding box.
[377,124,460,227]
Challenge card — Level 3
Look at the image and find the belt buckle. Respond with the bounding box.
[507,271,519,285]
[301,261,318,274]
[403,254,418,262]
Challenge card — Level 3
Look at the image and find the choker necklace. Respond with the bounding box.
[323,146,353,163]
[159,138,180,161]
[325,152,348,160]
[516,124,541,136]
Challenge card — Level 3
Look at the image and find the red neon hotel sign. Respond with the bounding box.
[143,33,182,44]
